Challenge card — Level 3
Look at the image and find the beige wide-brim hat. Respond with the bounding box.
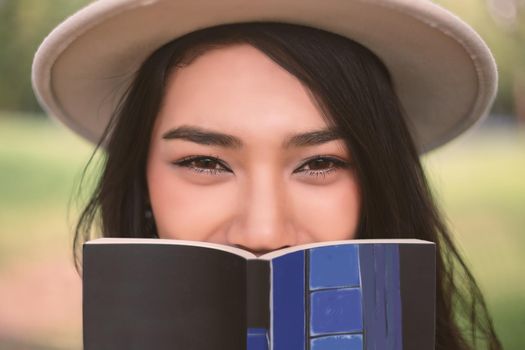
[32,0,497,153]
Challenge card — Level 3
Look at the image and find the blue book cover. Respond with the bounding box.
[83,238,435,350]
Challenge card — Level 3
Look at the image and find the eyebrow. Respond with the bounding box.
[162,125,342,148]
[162,126,242,148]
[284,128,342,148]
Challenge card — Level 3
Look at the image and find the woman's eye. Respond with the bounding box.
[172,156,231,175]
[294,156,350,178]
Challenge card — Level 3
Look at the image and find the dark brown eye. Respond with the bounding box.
[294,156,350,178]
[192,158,220,169]
[173,156,232,175]
[305,158,335,170]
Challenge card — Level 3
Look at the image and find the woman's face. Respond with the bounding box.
[147,44,360,255]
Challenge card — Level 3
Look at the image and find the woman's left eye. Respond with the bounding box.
[294,156,351,178]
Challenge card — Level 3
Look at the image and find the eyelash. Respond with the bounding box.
[293,156,350,178]
[172,155,351,178]
[173,156,233,175]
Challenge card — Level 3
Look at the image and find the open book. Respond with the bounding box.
[83,238,435,350]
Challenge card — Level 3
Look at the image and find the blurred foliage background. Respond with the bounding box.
[0,0,523,349]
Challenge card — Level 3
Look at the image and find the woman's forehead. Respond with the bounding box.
[153,44,331,140]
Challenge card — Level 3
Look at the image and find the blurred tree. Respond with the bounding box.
[0,0,89,113]
[436,0,525,123]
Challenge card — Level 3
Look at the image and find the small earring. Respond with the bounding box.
[144,207,158,238]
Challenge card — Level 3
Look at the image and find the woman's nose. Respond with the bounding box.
[225,173,296,254]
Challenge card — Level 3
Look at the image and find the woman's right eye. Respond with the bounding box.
[172,156,232,175]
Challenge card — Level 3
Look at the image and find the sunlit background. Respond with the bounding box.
[0,0,523,349]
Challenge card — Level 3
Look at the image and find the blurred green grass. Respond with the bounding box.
[423,128,525,349]
[0,113,95,267]
[0,113,523,348]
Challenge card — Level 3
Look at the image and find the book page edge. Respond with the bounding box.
[259,239,434,260]
[85,238,257,259]
[85,238,433,260]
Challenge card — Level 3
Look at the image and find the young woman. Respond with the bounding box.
[32,1,502,349]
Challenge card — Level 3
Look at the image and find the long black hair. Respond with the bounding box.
[74,22,502,350]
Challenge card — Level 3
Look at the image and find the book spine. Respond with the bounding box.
[247,260,271,350]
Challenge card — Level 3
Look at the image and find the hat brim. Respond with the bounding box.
[32,0,497,152]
